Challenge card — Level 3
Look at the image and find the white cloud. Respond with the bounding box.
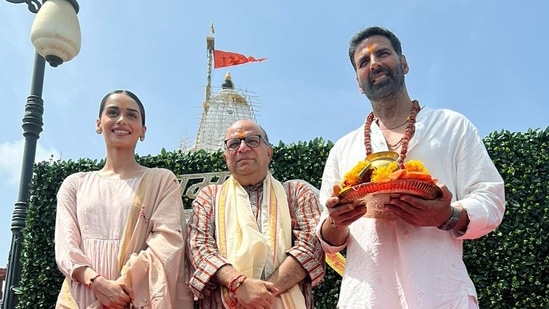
[0,139,61,185]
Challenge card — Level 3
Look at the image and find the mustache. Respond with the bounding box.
[369,66,393,83]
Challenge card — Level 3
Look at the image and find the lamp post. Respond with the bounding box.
[2,1,80,308]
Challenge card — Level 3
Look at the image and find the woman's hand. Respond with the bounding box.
[90,276,133,309]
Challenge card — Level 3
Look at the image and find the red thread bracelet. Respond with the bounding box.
[86,274,101,288]
[232,275,247,293]
[227,274,247,306]
[228,274,246,293]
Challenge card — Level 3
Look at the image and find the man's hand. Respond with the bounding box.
[326,195,367,228]
[320,192,367,247]
[234,278,278,309]
[384,184,454,227]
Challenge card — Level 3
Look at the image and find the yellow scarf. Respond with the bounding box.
[216,173,305,309]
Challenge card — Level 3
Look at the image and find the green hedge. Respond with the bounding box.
[13,129,549,308]
[464,128,549,308]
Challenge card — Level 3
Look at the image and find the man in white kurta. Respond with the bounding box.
[317,26,505,309]
[318,107,505,308]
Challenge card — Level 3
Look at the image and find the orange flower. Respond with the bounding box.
[342,160,369,187]
[404,160,429,173]
[371,162,399,183]
[340,157,436,190]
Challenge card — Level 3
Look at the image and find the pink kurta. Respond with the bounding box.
[55,168,193,308]
[56,172,139,307]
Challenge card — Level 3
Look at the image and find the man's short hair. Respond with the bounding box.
[348,26,403,70]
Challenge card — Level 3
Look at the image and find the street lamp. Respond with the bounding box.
[2,1,80,308]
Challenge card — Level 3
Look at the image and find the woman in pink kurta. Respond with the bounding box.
[54,90,193,308]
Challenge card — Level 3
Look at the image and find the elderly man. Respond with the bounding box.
[186,119,325,308]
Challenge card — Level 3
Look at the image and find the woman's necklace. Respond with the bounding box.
[364,100,420,169]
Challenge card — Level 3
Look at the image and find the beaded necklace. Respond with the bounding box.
[364,100,420,169]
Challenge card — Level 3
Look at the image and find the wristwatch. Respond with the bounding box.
[438,207,459,231]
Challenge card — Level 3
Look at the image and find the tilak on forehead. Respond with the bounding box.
[366,44,376,54]
[237,129,245,139]
[121,101,127,108]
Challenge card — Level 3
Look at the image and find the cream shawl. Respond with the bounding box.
[56,168,193,308]
[215,173,305,309]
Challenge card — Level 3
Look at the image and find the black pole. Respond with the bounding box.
[2,52,45,309]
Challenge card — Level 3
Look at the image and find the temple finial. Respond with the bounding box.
[222,72,234,89]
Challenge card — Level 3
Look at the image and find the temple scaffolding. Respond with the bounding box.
[181,72,261,152]
[180,23,262,152]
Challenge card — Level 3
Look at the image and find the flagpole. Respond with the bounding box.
[191,22,214,151]
[204,21,214,111]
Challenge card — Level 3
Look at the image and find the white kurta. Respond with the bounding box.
[317,106,505,309]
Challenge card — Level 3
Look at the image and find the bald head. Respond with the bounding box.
[223,120,272,186]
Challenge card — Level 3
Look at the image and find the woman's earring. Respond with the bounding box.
[140,136,145,141]
[96,129,102,134]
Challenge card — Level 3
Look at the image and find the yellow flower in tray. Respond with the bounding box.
[369,160,434,184]
[339,153,437,193]
[370,162,399,183]
[337,152,442,219]
[342,160,370,187]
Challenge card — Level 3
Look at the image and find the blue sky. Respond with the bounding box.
[0,0,547,266]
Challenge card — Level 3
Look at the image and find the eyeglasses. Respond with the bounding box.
[224,135,266,151]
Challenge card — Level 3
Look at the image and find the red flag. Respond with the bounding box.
[213,50,267,69]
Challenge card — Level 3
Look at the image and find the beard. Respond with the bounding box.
[359,63,405,101]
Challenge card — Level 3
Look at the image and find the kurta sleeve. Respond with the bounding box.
[316,144,352,253]
[319,147,343,208]
[452,122,506,239]
[55,172,93,278]
[315,213,348,253]
[186,185,230,299]
[284,180,326,287]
